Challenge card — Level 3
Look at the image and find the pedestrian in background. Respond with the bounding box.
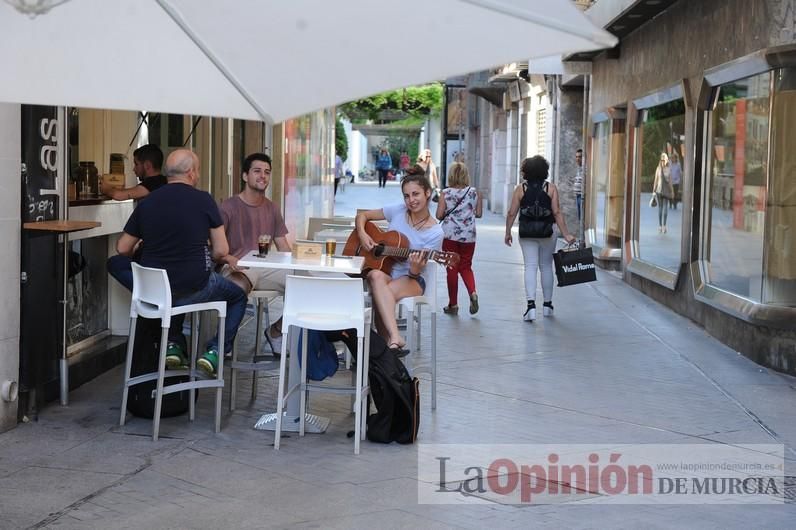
[505,156,575,322]
[334,153,343,195]
[435,162,482,315]
[669,151,682,210]
[399,151,410,176]
[376,147,392,188]
[653,152,674,233]
[571,148,585,221]
[418,148,440,191]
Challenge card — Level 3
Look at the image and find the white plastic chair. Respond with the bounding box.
[398,263,438,410]
[274,275,371,454]
[229,289,280,411]
[119,263,226,440]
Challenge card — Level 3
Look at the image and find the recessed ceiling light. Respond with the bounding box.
[613,24,625,31]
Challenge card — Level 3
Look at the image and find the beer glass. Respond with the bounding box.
[258,234,271,257]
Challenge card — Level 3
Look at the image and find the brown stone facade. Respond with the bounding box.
[585,0,796,375]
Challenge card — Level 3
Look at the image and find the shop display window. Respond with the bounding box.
[283,108,335,243]
[694,46,796,324]
[704,72,769,301]
[588,112,625,255]
[633,93,686,274]
[765,68,796,304]
[591,120,609,248]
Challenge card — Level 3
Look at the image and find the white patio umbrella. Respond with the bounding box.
[0,0,615,122]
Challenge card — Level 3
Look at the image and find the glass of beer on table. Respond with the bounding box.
[258,234,271,257]
[325,238,337,256]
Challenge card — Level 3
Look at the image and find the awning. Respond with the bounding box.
[0,0,617,123]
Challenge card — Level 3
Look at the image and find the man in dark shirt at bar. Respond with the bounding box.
[106,144,168,293]
[101,143,167,201]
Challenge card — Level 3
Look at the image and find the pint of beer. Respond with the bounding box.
[258,234,271,257]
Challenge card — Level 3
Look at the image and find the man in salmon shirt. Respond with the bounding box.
[218,153,292,353]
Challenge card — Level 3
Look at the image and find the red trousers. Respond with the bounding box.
[442,239,476,306]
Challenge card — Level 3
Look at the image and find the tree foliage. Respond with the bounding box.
[335,115,348,162]
[339,84,444,126]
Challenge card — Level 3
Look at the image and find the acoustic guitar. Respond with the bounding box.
[342,221,459,275]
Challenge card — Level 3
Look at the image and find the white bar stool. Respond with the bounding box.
[274,275,371,454]
[229,289,280,411]
[119,263,227,440]
[398,263,438,410]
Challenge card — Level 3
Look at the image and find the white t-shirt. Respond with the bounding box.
[382,202,444,284]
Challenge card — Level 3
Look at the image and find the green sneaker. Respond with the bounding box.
[197,349,219,376]
[165,342,188,369]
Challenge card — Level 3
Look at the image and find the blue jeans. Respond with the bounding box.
[108,256,245,353]
[107,254,133,291]
[173,272,247,355]
[108,254,186,347]
[575,193,583,220]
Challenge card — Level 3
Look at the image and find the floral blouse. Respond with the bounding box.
[441,187,478,243]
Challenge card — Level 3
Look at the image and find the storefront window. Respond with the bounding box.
[634,97,686,273]
[283,108,335,243]
[705,72,769,301]
[592,120,609,247]
[765,68,796,305]
[589,115,625,254]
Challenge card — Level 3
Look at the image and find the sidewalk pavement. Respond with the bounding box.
[1,184,796,528]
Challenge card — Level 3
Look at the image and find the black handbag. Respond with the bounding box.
[553,246,597,287]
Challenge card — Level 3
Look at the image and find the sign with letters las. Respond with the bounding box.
[553,247,597,287]
[22,105,59,222]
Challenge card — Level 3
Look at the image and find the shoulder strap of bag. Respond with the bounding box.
[441,187,471,220]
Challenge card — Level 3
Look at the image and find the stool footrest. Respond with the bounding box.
[282,382,301,403]
[304,383,370,396]
[230,360,279,371]
[125,370,196,388]
[156,379,224,397]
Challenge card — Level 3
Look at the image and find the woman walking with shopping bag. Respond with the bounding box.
[505,156,576,322]
[653,152,674,233]
[435,162,482,315]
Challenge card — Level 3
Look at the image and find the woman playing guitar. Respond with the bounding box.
[355,166,443,354]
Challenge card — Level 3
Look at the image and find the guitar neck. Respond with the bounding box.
[379,246,442,262]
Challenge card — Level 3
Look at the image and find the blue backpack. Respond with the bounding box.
[297,329,339,381]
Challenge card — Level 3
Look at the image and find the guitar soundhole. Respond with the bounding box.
[373,244,385,257]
